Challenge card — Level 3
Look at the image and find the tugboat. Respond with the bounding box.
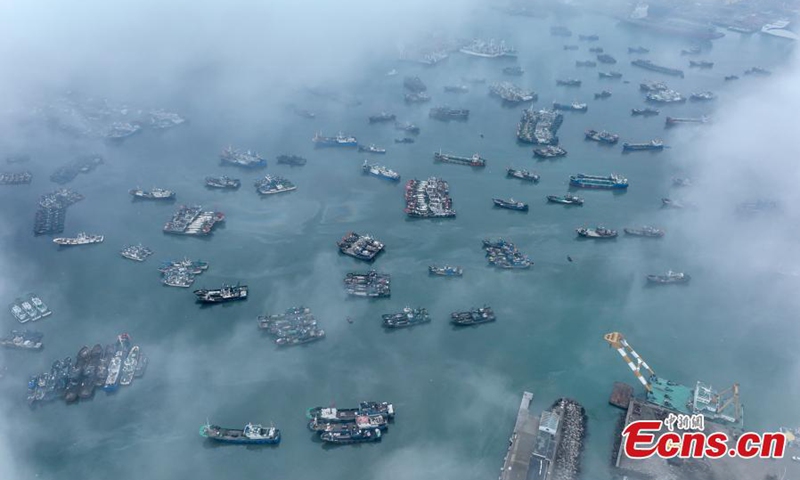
[358,144,387,154]
[646,271,690,284]
[547,194,584,205]
[320,425,381,444]
[129,187,175,200]
[362,160,400,181]
[492,198,529,212]
[200,423,281,445]
[585,129,619,144]
[53,232,104,246]
[631,108,659,116]
[598,71,622,79]
[533,146,567,158]
[368,112,396,124]
[624,226,665,237]
[576,226,617,238]
[622,140,664,151]
[506,167,539,182]
[276,155,307,166]
[451,306,496,326]
[205,176,241,189]
[194,284,248,303]
[594,90,612,99]
[382,307,431,328]
[428,265,463,276]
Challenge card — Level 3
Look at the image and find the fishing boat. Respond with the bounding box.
[200,423,281,444]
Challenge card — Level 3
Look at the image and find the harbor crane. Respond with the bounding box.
[603,331,743,428]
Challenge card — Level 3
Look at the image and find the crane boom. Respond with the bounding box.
[603,332,655,392]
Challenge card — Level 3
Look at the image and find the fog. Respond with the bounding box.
[2,0,800,479]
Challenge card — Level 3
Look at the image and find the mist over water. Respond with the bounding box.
[1,1,799,479]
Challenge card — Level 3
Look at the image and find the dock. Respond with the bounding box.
[500,392,540,480]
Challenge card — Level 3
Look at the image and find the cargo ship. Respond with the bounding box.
[624,226,665,237]
[585,129,619,144]
[451,306,496,326]
[200,423,281,445]
[362,160,400,181]
[569,173,628,189]
[631,59,684,78]
[194,284,248,303]
[506,167,539,182]
[383,307,431,328]
[576,226,617,238]
[205,176,240,189]
[312,132,358,147]
[492,198,529,212]
[129,187,175,200]
[53,232,104,246]
[622,140,664,151]
[433,151,486,167]
[646,271,690,284]
[220,146,266,168]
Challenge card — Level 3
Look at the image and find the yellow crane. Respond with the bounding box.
[603,332,656,393]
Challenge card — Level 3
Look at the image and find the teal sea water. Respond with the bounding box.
[1,10,798,480]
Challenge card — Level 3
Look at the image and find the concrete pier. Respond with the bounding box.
[500,392,540,480]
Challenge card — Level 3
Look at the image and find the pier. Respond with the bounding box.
[500,392,540,480]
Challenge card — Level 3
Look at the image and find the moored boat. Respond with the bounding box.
[492,198,529,211]
[624,226,665,237]
[547,194,584,205]
[646,271,690,284]
[576,226,617,238]
[428,265,463,276]
[451,306,496,326]
[200,423,281,444]
[506,167,539,182]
